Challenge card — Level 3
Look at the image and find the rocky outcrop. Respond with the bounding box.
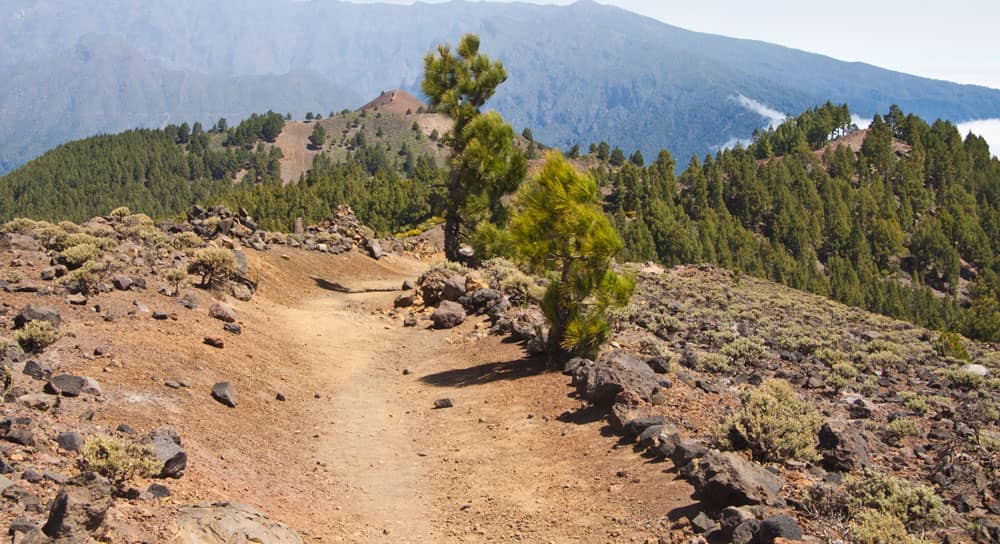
[680,450,785,508]
[570,351,661,405]
[174,502,303,544]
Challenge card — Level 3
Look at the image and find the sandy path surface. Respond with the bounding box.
[262,259,695,543]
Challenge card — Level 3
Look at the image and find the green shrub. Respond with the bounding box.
[188,248,237,286]
[4,271,22,284]
[934,331,970,361]
[108,206,132,218]
[848,509,914,544]
[57,220,83,233]
[171,231,204,250]
[63,261,104,295]
[827,361,858,390]
[80,435,159,485]
[844,469,948,531]
[938,367,985,391]
[699,352,734,373]
[165,268,187,294]
[720,379,822,462]
[14,320,59,352]
[478,258,545,304]
[721,337,768,367]
[60,243,100,269]
[0,218,37,233]
[899,392,929,415]
[883,417,920,445]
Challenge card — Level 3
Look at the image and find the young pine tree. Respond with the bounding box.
[509,152,635,361]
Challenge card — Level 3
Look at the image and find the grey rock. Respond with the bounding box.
[731,519,760,544]
[211,382,237,408]
[571,350,659,404]
[22,360,52,380]
[223,323,242,335]
[433,398,454,409]
[431,301,466,329]
[690,511,717,534]
[56,432,84,452]
[963,363,990,377]
[818,420,870,472]
[18,393,58,411]
[757,515,803,543]
[40,472,112,539]
[176,501,303,544]
[45,375,101,397]
[146,483,171,499]
[719,506,757,541]
[148,429,187,479]
[365,237,383,259]
[394,293,416,308]
[209,303,236,323]
[441,276,467,302]
[680,450,785,508]
[14,304,61,329]
[66,293,88,306]
[231,284,253,302]
[111,276,133,290]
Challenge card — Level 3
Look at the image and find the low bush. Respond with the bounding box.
[848,509,914,544]
[843,469,948,531]
[883,417,920,445]
[14,320,59,352]
[720,379,821,463]
[60,243,100,269]
[80,435,159,485]
[720,337,768,367]
[934,331,970,361]
[171,231,205,250]
[188,248,237,286]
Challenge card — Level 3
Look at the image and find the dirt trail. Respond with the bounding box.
[264,256,696,543]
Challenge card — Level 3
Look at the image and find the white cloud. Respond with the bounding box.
[851,114,872,130]
[957,119,1000,158]
[730,94,787,128]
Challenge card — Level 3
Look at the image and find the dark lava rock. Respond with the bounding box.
[571,351,659,405]
[211,382,237,408]
[431,301,466,330]
[433,398,454,409]
[680,449,785,508]
[757,514,803,543]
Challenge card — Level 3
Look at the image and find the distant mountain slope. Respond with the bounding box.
[2,0,1000,172]
[0,35,360,173]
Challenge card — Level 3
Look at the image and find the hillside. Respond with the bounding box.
[2,0,1000,172]
[0,210,997,542]
[0,34,360,173]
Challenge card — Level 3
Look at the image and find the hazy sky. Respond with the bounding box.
[345,0,1000,90]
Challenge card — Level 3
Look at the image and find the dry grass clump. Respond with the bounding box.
[720,379,822,463]
[14,320,59,353]
[80,435,159,485]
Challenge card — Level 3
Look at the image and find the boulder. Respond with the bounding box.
[211,382,237,407]
[209,303,236,323]
[38,472,113,539]
[963,363,990,377]
[45,375,101,397]
[174,501,303,544]
[757,515,803,544]
[431,301,466,329]
[571,351,659,404]
[394,293,417,308]
[231,284,253,302]
[56,432,84,452]
[680,450,785,508]
[441,276,467,302]
[364,237,383,260]
[22,360,52,380]
[14,305,61,329]
[111,276,133,290]
[148,428,187,479]
[818,420,870,472]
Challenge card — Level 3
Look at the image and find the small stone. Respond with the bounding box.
[152,311,170,320]
[146,483,171,498]
[223,323,242,335]
[403,317,418,327]
[211,382,237,407]
[112,276,133,290]
[204,336,224,348]
[433,398,454,409]
[66,294,88,305]
[275,392,286,401]
[22,360,52,380]
[402,368,412,375]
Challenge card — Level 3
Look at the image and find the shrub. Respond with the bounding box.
[57,220,83,233]
[165,268,187,294]
[843,469,948,531]
[108,206,132,218]
[721,337,768,367]
[699,352,734,373]
[883,417,920,445]
[934,331,969,361]
[14,320,59,353]
[171,231,204,250]
[188,248,237,286]
[721,379,822,463]
[60,243,100,269]
[63,261,104,295]
[899,392,929,415]
[827,361,858,390]
[479,258,544,305]
[122,213,154,227]
[80,435,159,485]
[0,218,37,233]
[938,367,985,391]
[848,509,913,544]
[4,271,22,284]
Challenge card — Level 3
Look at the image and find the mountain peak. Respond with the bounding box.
[360,89,426,115]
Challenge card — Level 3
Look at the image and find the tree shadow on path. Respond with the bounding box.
[420,353,551,388]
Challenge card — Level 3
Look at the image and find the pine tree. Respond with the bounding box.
[509,152,634,360]
[422,33,526,261]
[308,123,326,149]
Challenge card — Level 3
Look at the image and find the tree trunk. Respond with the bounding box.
[443,172,462,262]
